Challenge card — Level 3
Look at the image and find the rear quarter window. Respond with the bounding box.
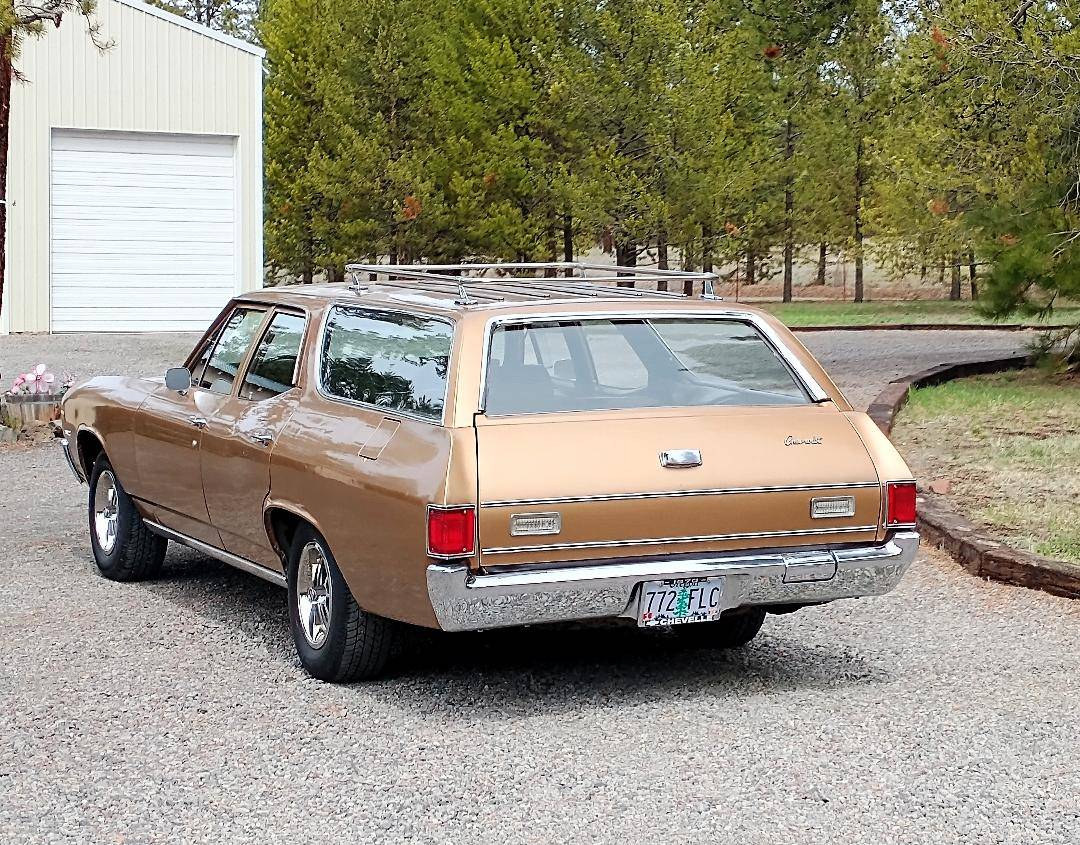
[319,306,453,422]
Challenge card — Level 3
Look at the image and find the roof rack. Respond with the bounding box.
[343,261,721,304]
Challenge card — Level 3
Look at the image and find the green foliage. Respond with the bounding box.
[259,0,1080,363]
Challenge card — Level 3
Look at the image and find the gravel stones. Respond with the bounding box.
[1,328,1075,844]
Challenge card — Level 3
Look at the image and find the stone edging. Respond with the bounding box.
[868,354,1080,599]
[791,322,1070,333]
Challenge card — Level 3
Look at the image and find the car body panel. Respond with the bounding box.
[475,404,881,567]
[60,279,915,632]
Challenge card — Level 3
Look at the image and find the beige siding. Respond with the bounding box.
[3,0,263,333]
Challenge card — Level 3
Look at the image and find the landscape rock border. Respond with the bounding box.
[868,353,1080,599]
[793,322,1066,333]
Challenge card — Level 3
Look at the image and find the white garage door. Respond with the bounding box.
[50,131,238,332]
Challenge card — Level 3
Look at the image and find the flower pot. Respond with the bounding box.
[2,394,64,429]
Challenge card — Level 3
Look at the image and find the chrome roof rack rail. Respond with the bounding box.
[343,262,722,305]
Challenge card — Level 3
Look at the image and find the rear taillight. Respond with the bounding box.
[886,481,917,526]
[427,506,475,558]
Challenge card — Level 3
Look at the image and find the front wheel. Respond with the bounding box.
[286,525,400,682]
[88,454,166,581]
[672,607,767,649]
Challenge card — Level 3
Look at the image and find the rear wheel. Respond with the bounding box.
[672,607,766,649]
[286,525,399,682]
[88,454,166,581]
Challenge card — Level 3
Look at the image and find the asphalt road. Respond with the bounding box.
[3,328,1077,844]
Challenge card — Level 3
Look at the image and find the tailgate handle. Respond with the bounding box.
[783,551,837,583]
[659,449,702,468]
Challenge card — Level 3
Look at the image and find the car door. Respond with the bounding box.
[200,309,307,570]
[132,306,267,544]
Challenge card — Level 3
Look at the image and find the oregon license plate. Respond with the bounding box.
[638,577,725,627]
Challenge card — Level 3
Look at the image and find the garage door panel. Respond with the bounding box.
[52,287,236,310]
[53,253,234,273]
[53,273,236,288]
[53,132,235,155]
[51,205,234,224]
[52,239,235,255]
[54,171,235,191]
[52,186,234,210]
[52,151,236,176]
[50,131,239,332]
[52,222,234,242]
[53,311,234,332]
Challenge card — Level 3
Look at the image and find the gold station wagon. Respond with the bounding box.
[59,263,919,681]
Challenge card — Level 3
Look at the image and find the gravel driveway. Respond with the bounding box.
[3,328,1077,845]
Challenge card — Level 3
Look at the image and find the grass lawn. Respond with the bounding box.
[890,369,1080,564]
[757,300,1080,327]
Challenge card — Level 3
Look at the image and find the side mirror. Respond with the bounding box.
[165,367,192,392]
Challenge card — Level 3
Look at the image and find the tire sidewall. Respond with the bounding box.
[286,525,355,678]
[88,455,133,575]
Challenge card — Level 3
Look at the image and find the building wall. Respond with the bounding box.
[3,0,263,333]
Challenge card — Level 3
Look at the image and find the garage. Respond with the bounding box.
[50,131,239,332]
[3,0,263,334]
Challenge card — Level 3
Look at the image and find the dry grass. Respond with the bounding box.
[890,369,1080,564]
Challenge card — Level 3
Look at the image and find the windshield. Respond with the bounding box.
[484,317,809,415]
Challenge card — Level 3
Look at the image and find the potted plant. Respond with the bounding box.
[2,365,74,431]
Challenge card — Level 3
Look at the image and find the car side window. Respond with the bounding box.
[239,312,307,401]
[197,308,267,395]
[320,306,453,422]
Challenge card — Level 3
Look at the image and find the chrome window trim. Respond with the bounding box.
[476,309,830,415]
[236,307,310,401]
[481,523,878,555]
[480,480,880,509]
[315,301,457,426]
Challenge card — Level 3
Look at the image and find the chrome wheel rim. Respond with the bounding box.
[296,541,333,649]
[93,470,120,555]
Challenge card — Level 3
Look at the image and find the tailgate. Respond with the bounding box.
[476,404,881,567]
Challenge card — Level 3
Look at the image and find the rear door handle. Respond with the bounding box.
[188,415,207,429]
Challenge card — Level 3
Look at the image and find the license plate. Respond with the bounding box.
[637,577,725,627]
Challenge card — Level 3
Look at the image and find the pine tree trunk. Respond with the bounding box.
[0,32,12,321]
[656,231,668,291]
[745,249,757,285]
[968,250,978,300]
[950,254,961,301]
[814,242,827,285]
[562,213,573,274]
[853,137,865,303]
[701,223,713,273]
[615,240,636,287]
[782,117,795,304]
[937,259,945,290]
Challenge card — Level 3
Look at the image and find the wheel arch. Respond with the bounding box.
[75,425,107,479]
[264,503,323,565]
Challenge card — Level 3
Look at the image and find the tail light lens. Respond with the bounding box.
[427,506,475,558]
[886,481,917,526]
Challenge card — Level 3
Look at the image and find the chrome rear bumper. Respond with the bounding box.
[426,532,919,632]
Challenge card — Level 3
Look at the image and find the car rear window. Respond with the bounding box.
[320,306,453,421]
[485,318,808,415]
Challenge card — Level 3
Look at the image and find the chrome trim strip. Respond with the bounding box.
[477,309,831,414]
[481,480,880,509]
[59,437,85,483]
[145,521,287,588]
[481,524,878,555]
[427,531,920,631]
